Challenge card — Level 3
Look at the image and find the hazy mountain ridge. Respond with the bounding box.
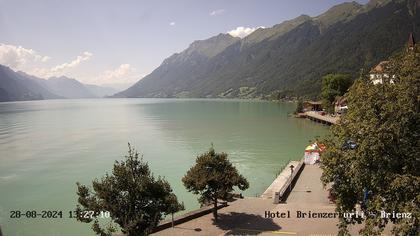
[84,84,118,98]
[0,65,44,102]
[40,76,96,99]
[0,65,119,101]
[115,0,419,99]
[16,72,64,99]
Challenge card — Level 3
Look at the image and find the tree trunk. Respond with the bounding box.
[213,198,218,222]
[171,213,174,228]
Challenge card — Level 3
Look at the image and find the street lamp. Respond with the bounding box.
[289,165,295,192]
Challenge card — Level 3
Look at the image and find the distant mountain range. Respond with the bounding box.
[114,0,420,99]
[0,65,119,102]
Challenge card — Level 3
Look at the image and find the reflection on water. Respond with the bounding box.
[0,98,328,236]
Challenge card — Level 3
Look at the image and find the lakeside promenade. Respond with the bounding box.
[153,164,338,235]
[153,164,392,235]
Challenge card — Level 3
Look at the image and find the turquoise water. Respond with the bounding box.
[0,99,328,236]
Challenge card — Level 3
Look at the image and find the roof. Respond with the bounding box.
[370,60,390,73]
[335,96,347,105]
[304,101,322,105]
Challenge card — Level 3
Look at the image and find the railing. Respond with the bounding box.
[151,202,228,233]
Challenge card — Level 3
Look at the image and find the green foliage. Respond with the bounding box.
[238,86,257,98]
[76,144,183,236]
[166,193,185,228]
[321,74,353,113]
[295,99,304,114]
[321,46,420,235]
[182,146,249,221]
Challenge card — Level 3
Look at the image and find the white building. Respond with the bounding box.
[369,61,395,85]
[369,33,416,85]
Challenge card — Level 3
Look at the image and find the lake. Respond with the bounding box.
[0,99,328,236]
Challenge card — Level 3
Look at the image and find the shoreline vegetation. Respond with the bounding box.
[319,44,419,235]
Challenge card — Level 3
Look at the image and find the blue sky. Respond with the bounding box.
[0,0,368,86]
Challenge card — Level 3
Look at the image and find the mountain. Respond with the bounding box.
[0,65,124,101]
[84,84,118,97]
[114,0,420,99]
[40,76,97,99]
[100,82,134,92]
[0,65,61,102]
[114,33,240,98]
[16,72,63,99]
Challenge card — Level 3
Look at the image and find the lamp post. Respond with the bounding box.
[289,165,295,192]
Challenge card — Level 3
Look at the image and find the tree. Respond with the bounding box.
[321,46,420,235]
[166,194,185,228]
[321,74,353,113]
[294,98,304,114]
[76,144,184,236]
[182,146,249,222]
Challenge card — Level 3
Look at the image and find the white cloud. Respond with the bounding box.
[227,26,265,38]
[210,9,225,16]
[0,43,50,69]
[95,64,142,85]
[0,43,95,80]
[31,51,93,78]
[50,51,92,73]
[169,21,176,26]
[0,43,140,86]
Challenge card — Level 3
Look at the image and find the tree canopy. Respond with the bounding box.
[182,146,249,222]
[76,144,183,236]
[294,98,304,114]
[321,46,420,235]
[321,74,353,113]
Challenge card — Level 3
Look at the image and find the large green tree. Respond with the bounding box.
[321,74,354,113]
[321,46,420,235]
[182,146,249,222]
[76,144,183,236]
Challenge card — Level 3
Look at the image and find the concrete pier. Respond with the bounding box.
[304,111,339,125]
[260,160,301,201]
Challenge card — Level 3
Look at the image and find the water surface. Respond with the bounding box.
[0,99,328,236]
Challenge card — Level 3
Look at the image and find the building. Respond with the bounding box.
[369,60,394,85]
[303,101,323,112]
[334,96,348,114]
[370,33,416,85]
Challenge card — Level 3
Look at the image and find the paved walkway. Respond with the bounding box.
[305,111,339,125]
[153,164,391,236]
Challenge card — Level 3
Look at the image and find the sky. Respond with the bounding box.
[0,0,368,87]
